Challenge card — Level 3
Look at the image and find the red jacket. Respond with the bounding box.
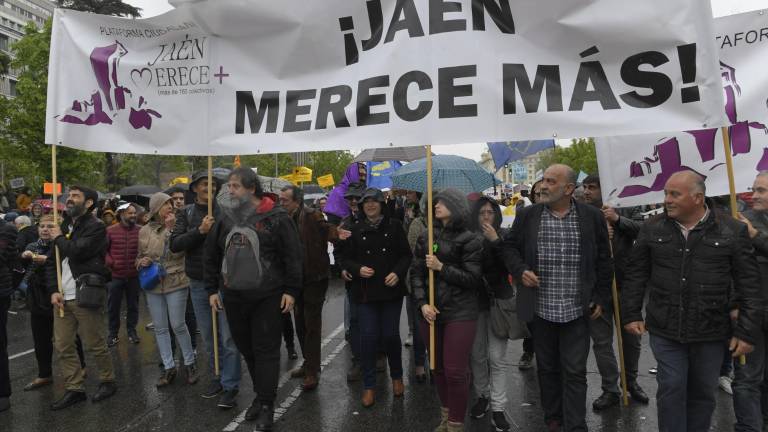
[105,223,141,279]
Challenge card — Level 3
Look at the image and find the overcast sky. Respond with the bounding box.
[123,0,768,160]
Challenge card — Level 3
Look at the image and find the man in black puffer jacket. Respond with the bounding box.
[0,217,17,412]
[622,170,761,432]
[171,171,242,407]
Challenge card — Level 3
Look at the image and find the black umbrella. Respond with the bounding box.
[116,185,161,196]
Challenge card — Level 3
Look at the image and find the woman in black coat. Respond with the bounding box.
[410,188,484,432]
[339,188,412,408]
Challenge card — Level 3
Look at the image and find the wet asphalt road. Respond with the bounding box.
[1,278,739,431]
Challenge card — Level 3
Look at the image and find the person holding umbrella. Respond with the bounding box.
[338,187,412,408]
[410,188,484,432]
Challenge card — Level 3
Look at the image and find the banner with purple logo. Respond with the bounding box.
[46,0,726,156]
[596,10,768,208]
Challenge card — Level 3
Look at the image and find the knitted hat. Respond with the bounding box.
[148,192,172,220]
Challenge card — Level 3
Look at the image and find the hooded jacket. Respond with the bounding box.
[470,196,514,311]
[410,188,484,323]
[339,188,412,303]
[204,196,303,300]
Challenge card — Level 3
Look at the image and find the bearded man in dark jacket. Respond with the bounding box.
[48,185,116,410]
[502,164,612,432]
[204,168,302,431]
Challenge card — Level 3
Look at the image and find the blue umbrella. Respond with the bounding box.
[391,155,502,194]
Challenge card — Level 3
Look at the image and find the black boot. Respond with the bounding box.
[254,403,274,431]
[91,382,117,403]
[628,382,650,404]
[245,398,261,421]
[51,390,87,410]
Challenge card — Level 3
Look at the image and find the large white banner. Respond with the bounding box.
[45,0,726,156]
[596,10,768,208]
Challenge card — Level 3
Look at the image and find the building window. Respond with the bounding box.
[9,79,16,97]
[0,34,7,52]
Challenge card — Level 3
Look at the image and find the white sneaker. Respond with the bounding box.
[404,334,413,347]
[719,375,733,395]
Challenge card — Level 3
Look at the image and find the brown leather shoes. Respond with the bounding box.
[362,389,375,408]
[392,379,405,397]
[302,374,318,391]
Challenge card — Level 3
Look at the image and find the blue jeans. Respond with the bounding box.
[146,289,195,370]
[733,323,768,432]
[406,295,426,367]
[189,279,241,391]
[358,297,404,389]
[650,334,724,432]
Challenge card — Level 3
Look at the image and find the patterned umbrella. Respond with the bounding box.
[391,155,501,194]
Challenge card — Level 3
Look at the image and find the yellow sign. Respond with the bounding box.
[292,166,313,183]
[280,174,298,185]
[169,176,190,186]
[317,174,335,188]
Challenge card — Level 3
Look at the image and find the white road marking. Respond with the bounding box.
[222,323,347,432]
[8,348,35,360]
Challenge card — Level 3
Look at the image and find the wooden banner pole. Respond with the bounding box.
[208,155,220,376]
[52,143,64,318]
[426,145,436,371]
[722,126,746,366]
[608,239,629,406]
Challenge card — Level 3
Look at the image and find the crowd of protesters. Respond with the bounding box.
[0,162,766,432]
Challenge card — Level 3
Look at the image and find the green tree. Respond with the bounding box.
[537,138,598,175]
[56,0,141,17]
[0,21,104,193]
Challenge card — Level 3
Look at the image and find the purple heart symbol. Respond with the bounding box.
[130,68,152,89]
